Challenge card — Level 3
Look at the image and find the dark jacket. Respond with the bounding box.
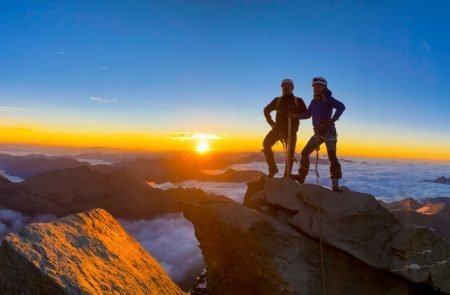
[299,88,345,134]
[264,94,307,132]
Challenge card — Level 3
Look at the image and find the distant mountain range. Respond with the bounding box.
[423,176,450,185]
[0,165,229,219]
[0,152,348,182]
[381,196,450,243]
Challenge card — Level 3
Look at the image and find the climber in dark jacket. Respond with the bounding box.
[263,79,307,177]
[291,77,345,191]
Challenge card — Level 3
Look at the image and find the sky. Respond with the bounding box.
[1,0,449,160]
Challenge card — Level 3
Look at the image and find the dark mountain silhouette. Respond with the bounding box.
[382,196,450,243]
[423,176,450,185]
[0,165,228,219]
[379,197,423,211]
[0,154,88,179]
[198,169,262,182]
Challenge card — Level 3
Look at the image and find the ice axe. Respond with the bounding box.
[284,105,295,177]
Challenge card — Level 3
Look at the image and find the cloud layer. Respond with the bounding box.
[168,132,222,141]
[156,158,450,202]
[0,210,56,242]
[119,213,203,290]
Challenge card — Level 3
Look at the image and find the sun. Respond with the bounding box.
[196,141,210,154]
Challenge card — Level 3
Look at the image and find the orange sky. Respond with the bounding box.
[1,124,449,162]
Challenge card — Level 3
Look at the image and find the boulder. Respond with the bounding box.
[244,177,450,293]
[182,199,434,294]
[0,208,184,294]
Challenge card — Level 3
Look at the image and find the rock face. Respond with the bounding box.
[182,176,450,294]
[0,208,184,294]
[245,177,450,293]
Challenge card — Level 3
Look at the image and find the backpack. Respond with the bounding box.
[276,96,300,112]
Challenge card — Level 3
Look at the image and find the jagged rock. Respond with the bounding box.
[182,199,436,294]
[0,208,184,294]
[383,197,450,244]
[380,197,423,211]
[244,177,450,293]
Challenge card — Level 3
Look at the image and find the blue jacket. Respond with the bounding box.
[299,88,345,133]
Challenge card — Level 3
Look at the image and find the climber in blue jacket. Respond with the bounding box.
[291,77,346,192]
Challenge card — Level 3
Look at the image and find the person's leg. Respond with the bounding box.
[324,134,342,191]
[297,134,323,183]
[286,129,297,176]
[262,129,280,177]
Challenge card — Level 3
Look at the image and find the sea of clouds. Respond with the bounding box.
[155,158,450,202]
[1,157,449,290]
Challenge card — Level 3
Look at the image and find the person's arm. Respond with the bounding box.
[264,98,277,127]
[297,97,307,114]
[293,101,312,120]
[329,97,346,121]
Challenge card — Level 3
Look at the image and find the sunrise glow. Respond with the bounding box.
[196,141,210,154]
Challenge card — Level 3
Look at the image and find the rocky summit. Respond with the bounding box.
[0,208,184,295]
[182,176,450,294]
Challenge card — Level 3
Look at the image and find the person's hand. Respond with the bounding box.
[319,118,335,128]
[269,121,276,128]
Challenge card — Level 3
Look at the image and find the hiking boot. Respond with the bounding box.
[268,167,279,178]
[332,178,343,193]
[290,173,305,184]
[332,186,343,193]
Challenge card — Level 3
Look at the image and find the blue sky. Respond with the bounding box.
[0,1,449,158]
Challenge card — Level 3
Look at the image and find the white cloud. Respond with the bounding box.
[154,181,247,203]
[0,106,26,111]
[0,209,57,242]
[168,132,222,141]
[119,213,204,289]
[89,97,118,103]
[155,159,450,202]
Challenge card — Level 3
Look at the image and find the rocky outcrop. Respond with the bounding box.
[382,197,450,244]
[245,177,450,293]
[0,208,184,294]
[379,197,423,212]
[182,176,450,294]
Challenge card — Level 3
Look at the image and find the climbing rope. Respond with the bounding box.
[280,137,300,171]
[315,132,327,295]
